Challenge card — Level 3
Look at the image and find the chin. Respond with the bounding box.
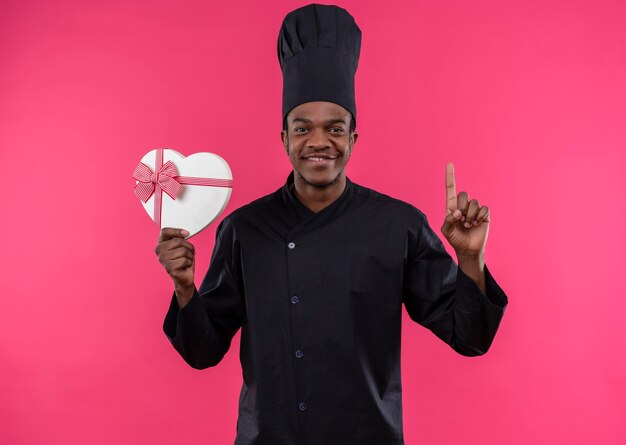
[298,170,343,189]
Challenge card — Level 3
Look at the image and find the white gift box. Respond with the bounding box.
[133,148,233,238]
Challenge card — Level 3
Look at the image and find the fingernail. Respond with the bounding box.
[464,222,471,228]
[181,230,189,236]
[473,220,479,225]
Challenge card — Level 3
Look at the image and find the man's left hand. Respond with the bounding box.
[440,162,490,259]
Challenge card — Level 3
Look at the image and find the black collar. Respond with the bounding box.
[281,171,355,231]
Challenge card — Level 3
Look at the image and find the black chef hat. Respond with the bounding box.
[277,3,362,128]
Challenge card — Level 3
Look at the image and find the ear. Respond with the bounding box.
[344,131,357,161]
[280,130,289,155]
[350,131,358,148]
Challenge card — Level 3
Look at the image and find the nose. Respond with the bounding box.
[306,127,330,149]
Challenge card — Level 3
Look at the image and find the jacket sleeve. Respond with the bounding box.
[162,218,245,369]
[402,211,508,357]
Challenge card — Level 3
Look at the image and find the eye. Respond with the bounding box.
[294,127,308,133]
[330,127,345,133]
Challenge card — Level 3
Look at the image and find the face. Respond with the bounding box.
[281,101,358,189]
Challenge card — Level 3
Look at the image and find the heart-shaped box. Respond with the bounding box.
[133,148,233,238]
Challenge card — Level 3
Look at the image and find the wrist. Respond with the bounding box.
[456,253,486,295]
[455,249,485,262]
[174,283,195,308]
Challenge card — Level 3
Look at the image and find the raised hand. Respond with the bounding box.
[440,162,490,259]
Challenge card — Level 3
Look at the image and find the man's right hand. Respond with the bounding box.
[155,228,196,308]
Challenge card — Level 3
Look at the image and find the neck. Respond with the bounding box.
[292,172,347,213]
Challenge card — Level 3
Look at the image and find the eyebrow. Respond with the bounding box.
[291,118,347,126]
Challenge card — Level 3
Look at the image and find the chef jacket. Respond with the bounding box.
[163,171,508,445]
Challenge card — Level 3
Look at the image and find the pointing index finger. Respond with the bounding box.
[446,162,457,215]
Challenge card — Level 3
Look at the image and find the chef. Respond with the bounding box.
[156,4,508,444]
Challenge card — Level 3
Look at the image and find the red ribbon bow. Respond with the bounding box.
[133,160,181,203]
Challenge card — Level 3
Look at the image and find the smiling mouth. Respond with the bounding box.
[303,155,338,162]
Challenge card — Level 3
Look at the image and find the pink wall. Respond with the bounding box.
[1,0,624,443]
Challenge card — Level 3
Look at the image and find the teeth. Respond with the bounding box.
[306,156,336,161]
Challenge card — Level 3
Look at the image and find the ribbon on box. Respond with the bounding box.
[132,148,233,228]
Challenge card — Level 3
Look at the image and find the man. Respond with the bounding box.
[157,4,508,444]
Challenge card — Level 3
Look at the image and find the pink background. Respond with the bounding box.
[1,0,624,443]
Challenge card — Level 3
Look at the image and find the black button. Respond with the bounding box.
[290,296,299,304]
[295,349,304,359]
[298,402,307,411]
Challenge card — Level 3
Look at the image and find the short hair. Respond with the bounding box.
[282,113,357,133]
